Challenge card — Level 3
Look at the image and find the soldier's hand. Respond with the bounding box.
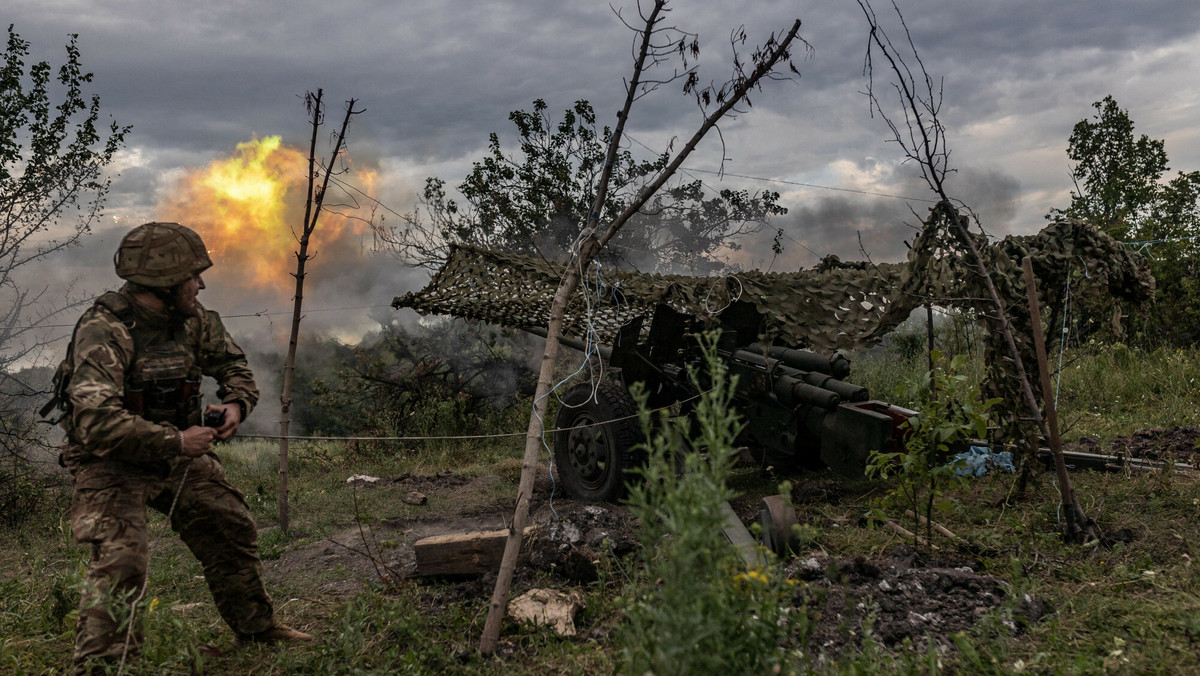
[206,402,242,441]
[181,426,217,457]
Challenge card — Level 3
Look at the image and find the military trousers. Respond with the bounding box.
[68,452,274,668]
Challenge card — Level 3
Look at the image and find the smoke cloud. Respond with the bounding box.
[730,163,1022,271]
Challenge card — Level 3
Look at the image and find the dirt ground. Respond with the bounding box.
[263,453,1058,658]
[1065,424,1200,464]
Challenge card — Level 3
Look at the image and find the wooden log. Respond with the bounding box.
[885,518,937,550]
[904,509,962,542]
[414,527,537,577]
[720,501,763,567]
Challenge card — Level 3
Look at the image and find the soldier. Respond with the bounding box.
[48,222,313,673]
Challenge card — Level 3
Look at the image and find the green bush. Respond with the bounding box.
[619,332,796,675]
[866,351,998,550]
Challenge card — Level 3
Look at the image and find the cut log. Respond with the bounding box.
[413,527,537,577]
[885,518,937,550]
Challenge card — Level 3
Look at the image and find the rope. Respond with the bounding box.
[1054,269,1071,410]
[543,258,610,530]
[233,390,706,443]
[1122,234,1200,251]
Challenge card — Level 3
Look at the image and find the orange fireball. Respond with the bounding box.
[157,136,377,294]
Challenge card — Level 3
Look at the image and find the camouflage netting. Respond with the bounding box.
[392,248,910,353]
[392,206,1153,356]
[393,204,1154,484]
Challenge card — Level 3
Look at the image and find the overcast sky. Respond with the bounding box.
[8,0,1200,356]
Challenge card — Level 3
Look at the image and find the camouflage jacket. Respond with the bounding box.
[59,285,258,470]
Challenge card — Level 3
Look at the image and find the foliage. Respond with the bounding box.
[1053,341,1200,441]
[0,25,129,363]
[0,464,51,528]
[1049,95,1169,240]
[878,307,986,369]
[1136,169,1200,346]
[1047,95,1200,347]
[4,336,1200,674]
[377,99,785,273]
[866,352,998,549]
[309,319,535,447]
[1,25,128,467]
[619,332,795,675]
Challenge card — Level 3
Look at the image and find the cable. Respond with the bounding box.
[683,167,941,204]
[234,390,707,442]
[13,304,396,330]
[1054,270,1071,410]
[621,130,938,204]
[541,256,617,531]
[1123,234,1200,251]
[224,304,392,319]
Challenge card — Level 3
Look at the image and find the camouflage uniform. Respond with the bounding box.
[61,283,272,669]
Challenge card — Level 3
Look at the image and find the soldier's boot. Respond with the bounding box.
[235,624,316,646]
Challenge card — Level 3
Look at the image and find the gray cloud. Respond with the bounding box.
[5,0,1198,347]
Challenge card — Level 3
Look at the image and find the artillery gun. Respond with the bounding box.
[392,216,1153,502]
[392,242,918,502]
[540,301,914,501]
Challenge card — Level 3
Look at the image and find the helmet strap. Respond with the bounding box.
[153,286,178,312]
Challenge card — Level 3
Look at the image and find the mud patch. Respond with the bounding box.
[265,466,1042,657]
[526,503,640,584]
[785,551,1040,656]
[1066,425,1200,464]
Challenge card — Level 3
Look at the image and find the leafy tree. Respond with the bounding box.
[310,320,535,442]
[379,99,785,273]
[1048,95,1168,240]
[1048,95,1200,346]
[1141,170,1200,344]
[865,352,998,551]
[1,25,128,465]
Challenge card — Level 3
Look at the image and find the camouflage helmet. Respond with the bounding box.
[114,222,213,288]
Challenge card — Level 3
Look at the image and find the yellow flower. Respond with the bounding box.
[148,597,159,614]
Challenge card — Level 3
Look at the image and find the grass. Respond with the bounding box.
[852,338,1200,444]
[4,343,1200,673]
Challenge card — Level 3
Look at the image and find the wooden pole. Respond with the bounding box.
[1021,256,1091,540]
[277,88,324,534]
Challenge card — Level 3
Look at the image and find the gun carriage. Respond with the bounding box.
[394,244,916,502]
[533,301,913,501]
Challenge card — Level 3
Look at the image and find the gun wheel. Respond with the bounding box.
[553,382,642,502]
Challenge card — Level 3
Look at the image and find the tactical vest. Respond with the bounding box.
[43,291,204,430]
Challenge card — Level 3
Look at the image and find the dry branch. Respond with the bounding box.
[479,2,803,655]
[856,0,1098,543]
[279,90,362,533]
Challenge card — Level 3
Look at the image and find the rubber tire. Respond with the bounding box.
[553,381,643,502]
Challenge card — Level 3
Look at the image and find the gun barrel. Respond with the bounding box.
[801,372,869,403]
[731,349,843,410]
[748,343,851,379]
[773,375,841,410]
[525,327,613,360]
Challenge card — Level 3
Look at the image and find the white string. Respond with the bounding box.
[700,275,744,316]
[1054,269,1072,410]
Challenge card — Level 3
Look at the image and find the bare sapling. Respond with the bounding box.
[278,90,363,533]
[857,0,1097,542]
[480,0,806,654]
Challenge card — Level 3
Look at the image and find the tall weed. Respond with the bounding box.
[619,332,794,675]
